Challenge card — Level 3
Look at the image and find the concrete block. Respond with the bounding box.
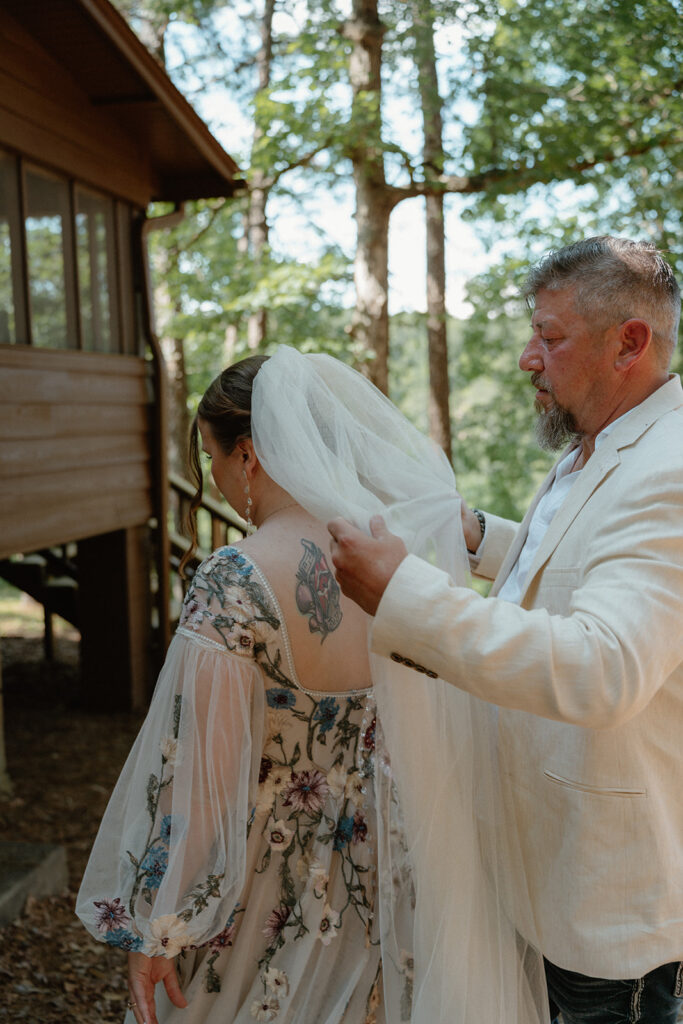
[0,841,68,924]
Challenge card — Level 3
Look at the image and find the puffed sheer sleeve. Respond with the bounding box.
[76,548,268,958]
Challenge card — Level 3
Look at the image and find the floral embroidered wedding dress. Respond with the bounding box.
[77,545,403,1024]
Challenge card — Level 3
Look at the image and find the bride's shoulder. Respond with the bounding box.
[179,545,281,646]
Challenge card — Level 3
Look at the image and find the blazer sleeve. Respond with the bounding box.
[470,512,519,581]
[372,475,683,729]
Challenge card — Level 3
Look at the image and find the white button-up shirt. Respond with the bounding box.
[495,412,632,605]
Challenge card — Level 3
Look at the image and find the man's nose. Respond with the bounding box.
[519,336,544,372]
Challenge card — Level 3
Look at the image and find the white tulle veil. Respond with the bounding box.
[251,346,547,1024]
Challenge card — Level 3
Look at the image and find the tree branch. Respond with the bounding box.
[264,143,335,188]
[387,128,683,203]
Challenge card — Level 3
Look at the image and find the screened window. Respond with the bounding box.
[0,151,25,344]
[24,167,76,349]
[1,156,137,353]
[76,188,121,353]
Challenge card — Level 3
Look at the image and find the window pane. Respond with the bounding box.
[0,151,23,344]
[25,169,73,349]
[76,189,119,353]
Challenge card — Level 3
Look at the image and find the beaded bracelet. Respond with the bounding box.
[472,508,486,548]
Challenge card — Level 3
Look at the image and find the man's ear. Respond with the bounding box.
[614,318,652,371]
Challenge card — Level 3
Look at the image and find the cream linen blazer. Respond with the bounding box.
[372,375,683,980]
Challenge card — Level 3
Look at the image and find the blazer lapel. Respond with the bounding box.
[490,375,683,601]
[519,443,620,594]
[489,457,567,597]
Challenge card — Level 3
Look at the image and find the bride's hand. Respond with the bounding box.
[327,515,407,616]
[127,951,188,1024]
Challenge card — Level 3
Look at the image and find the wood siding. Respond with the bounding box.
[0,345,154,558]
[0,8,154,206]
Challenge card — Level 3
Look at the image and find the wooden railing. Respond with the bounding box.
[168,472,247,585]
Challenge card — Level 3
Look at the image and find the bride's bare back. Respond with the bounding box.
[236,508,372,694]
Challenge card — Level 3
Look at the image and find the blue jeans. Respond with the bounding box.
[545,958,683,1024]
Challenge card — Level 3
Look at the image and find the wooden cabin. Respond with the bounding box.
[0,0,242,731]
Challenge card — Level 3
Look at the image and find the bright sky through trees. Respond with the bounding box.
[164,7,491,316]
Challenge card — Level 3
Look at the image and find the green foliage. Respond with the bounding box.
[455,0,683,281]
[147,199,353,405]
[452,261,555,518]
[389,299,554,521]
[117,0,682,522]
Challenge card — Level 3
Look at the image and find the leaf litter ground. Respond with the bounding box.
[0,633,143,1023]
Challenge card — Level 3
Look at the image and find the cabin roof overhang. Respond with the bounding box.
[2,0,243,203]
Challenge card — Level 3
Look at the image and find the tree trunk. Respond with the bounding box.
[247,0,276,351]
[343,0,391,395]
[153,241,190,491]
[161,332,191,478]
[411,0,452,459]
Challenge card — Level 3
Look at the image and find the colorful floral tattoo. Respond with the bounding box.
[294,539,342,642]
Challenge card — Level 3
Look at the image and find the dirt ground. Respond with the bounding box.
[0,630,144,1023]
[1,614,681,1024]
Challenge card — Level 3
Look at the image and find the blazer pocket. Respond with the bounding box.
[537,568,581,615]
[543,769,646,798]
[541,568,581,586]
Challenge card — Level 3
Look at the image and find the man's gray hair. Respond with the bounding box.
[523,236,681,366]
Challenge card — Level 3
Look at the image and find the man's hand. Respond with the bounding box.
[461,502,484,554]
[127,951,187,1024]
[327,514,407,616]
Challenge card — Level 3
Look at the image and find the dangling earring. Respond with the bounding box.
[242,468,253,528]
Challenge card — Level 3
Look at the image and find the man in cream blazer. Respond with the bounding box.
[329,237,683,1023]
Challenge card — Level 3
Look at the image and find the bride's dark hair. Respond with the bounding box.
[179,355,269,577]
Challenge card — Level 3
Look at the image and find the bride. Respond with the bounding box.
[77,346,547,1024]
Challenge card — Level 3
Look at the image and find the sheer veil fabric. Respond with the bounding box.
[252,347,547,1024]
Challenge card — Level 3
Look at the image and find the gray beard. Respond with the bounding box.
[534,399,581,452]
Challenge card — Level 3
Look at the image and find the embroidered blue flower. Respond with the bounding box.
[105,928,144,951]
[333,815,355,851]
[224,548,252,577]
[160,815,174,845]
[141,844,168,888]
[313,697,339,734]
[267,688,296,709]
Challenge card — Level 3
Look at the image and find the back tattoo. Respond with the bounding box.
[295,538,343,642]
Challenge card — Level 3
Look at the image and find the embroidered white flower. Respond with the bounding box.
[159,737,178,766]
[224,623,257,656]
[266,819,294,852]
[250,995,280,1021]
[317,903,341,946]
[263,967,289,997]
[179,596,205,630]
[326,764,347,800]
[311,865,329,898]
[344,772,366,807]
[399,949,415,982]
[147,915,193,958]
[223,585,260,621]
[255,779,275,816]
[268,765,292,794]
[266,709,291,741]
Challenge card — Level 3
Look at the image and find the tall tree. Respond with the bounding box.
[342,1,393,393]
[246,0,276,350]
[409,0,451,456]
[114,0,683,493]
